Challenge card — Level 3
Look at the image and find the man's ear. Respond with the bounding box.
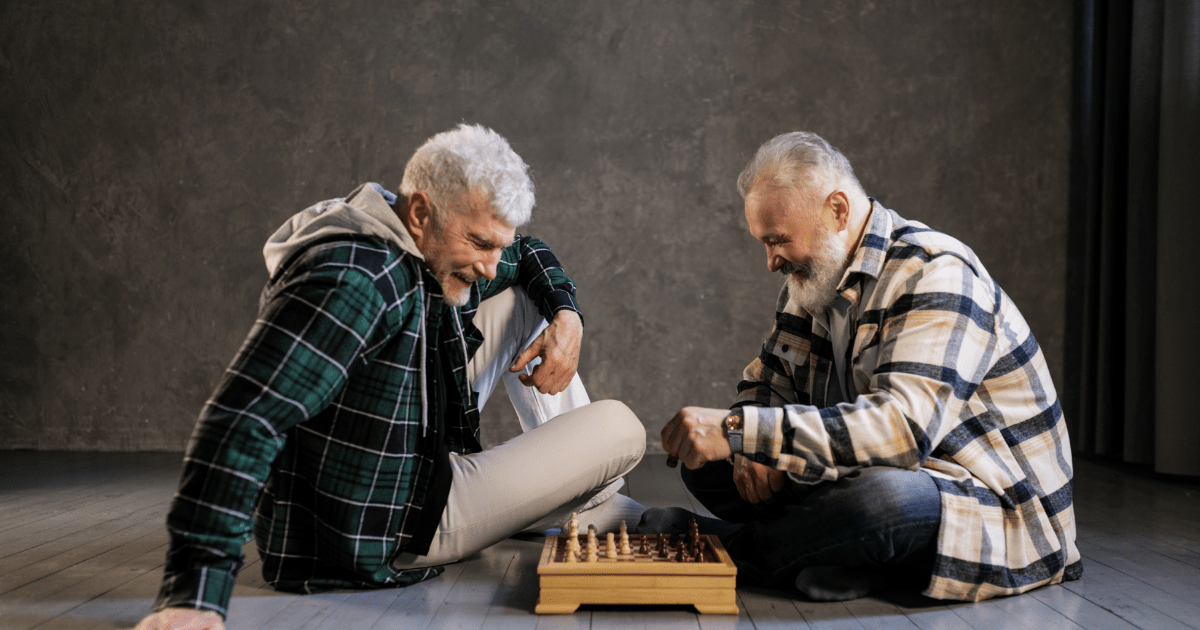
[828,190,851,232]
[400,190,433,247]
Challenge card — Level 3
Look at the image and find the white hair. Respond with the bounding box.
[736,131,864,199]
[399,124,535,227]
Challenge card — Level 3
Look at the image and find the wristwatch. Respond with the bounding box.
[724,409,744,453]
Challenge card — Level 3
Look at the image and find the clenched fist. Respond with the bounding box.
[660,406,733,469]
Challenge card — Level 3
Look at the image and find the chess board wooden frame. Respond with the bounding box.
[535,533,738,614]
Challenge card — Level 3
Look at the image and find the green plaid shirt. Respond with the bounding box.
[155,191,580,617]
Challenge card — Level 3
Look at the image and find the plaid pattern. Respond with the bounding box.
[736,201,1080,601]
[155,218,579,616]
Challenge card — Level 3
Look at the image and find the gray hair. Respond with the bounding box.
[736,132,864,199]
[400,124,535,226]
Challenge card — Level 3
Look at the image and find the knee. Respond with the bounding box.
[548,400,645,471]
[589,400,646,461]
[595,400,643,458]
[841,468,939,524]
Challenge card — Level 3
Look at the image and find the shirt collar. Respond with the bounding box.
[837,198,892,291]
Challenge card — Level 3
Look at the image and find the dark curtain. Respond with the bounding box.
[1066,0,1200,477]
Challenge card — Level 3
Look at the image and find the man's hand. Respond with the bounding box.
[129,608,224,630]
[509,310,582,395]
[733,455,784,504]
[661,407,733,469]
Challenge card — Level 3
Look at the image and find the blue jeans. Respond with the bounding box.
[682,461,942,589]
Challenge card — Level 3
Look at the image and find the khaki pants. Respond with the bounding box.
[392,288,645,569]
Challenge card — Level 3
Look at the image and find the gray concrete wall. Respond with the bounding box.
[0,0,1073,452]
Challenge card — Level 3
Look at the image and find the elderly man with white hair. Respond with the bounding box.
[134,124,645,630]
[653,131,1080,603]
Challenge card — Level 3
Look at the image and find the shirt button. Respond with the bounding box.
[755,453,766,463]
[781,344,789,353]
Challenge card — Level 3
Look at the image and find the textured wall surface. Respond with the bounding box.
[0,0,1073,451]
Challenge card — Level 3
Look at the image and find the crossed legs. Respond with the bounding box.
[392,288,646,570]
[673,460,941,596]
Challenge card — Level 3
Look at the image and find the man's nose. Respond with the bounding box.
[476,251,501,281]
[766,248,784,273]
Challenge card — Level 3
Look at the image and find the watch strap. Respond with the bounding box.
[725,409,744,453]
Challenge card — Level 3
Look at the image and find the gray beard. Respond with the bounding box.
[781,229,848,312]
[437,270,475,307]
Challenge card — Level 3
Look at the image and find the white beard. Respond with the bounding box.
[434,269,476,307]
[783,228,849,313]
[438,274,472,306]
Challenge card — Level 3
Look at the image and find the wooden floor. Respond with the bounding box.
[0,452,1197,630]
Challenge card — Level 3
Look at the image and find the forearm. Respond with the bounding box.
[154,267,384,615]
[739,372,955,483]
[154,404,282,615]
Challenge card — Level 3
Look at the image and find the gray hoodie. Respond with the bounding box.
[260,182,441,438]
[263,182,424,277]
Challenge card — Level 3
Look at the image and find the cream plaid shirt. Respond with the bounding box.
[736,200,1081,601]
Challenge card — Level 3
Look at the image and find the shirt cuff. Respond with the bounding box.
[539,289,584,326]
[740,405,783,465]
[154,566,238,619]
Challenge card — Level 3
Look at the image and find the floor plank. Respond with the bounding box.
[364,560,470,630]
[481,539,544,630]
[1061,551,1200,629]
[839,597,920,630]
[0,452,1195,630]
[886,597,979,630]
[948,592,1085,630]
[0,503,170,595]
[738,586,812,629]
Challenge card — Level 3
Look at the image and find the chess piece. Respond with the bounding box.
[619,521,632,555]
[638,534,650,554]
[658,534,670,558]
[564,513,582,561]
[606,532,617,559]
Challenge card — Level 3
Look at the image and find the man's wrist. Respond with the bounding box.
[155,567,236,621]
[553,308,583,325]
[724,409,744,453]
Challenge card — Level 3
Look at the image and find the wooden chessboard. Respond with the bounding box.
[535,533,738,614]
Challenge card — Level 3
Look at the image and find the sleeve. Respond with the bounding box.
[478,235,582,324]
[738,253,999,484]
[153,264,391,618]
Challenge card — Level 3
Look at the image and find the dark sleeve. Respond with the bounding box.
[153,264,391,618]
[478,235,582,324]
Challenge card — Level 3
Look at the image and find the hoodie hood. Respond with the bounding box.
[262,182,438,440]
[263,183,423,277]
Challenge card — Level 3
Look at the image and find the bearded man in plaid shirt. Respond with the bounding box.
[134,125,646,630]
[653,132,1080,603]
